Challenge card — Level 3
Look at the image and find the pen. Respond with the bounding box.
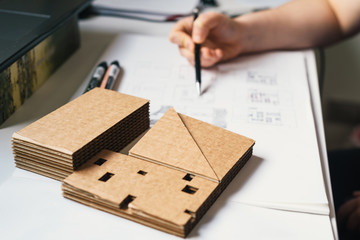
[193,8,201,96]
[83,61,108,93]
[100,60,121,90]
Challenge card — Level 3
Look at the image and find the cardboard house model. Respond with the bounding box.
[12,88,255,237]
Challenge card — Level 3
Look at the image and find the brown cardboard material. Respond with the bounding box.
[129,108,219,182]
[62,187,187,236]
[13,88,255,237]
[12,88,150,180]
[17,163,68,180]
[63,150,218,237]
[13,146,74,166]
[15,88,148,154]
[63,108,255,237]
[15,156,73,174]
[129,108,255,182]
[178,113,255,181]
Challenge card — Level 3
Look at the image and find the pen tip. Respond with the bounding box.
[196,82,201,96]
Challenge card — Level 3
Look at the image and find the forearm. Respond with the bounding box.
[236,0,343,53]
[168,0,360,66]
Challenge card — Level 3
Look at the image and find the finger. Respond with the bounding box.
[338,198,359,223]
[169,31,194,51]
[179,46,223,68]
[192,12,227,43]
[171,16,193,34]
[169,16,195,50]
[179,48,195,66]
[201,47,223,67]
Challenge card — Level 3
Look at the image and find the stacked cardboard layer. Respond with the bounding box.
[63,108,255,237]
[12,88,149,180]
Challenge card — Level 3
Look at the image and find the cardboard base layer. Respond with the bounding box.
[62,148,253,237]
[15,154,73,172]
[16,163,67,181]
[62,186,186,237]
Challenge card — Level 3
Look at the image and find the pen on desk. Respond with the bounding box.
[100,60,121,90]
[83,61,108,94]
[193,8,202,96]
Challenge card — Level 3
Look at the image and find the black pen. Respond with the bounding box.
[83,61,108,93]
[100,60,121,90]
[193,8,201,96]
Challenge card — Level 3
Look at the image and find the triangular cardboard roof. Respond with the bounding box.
[129,108,219,182]
[179,113,255,181]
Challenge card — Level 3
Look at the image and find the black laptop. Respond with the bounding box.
[0,0,91,73]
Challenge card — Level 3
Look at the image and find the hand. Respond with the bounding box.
[169,12,245,67]
[337,191,360,236]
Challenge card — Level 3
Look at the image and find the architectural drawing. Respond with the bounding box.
[247,70,277,85]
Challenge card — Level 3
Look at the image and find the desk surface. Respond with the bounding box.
[0,8,336,240]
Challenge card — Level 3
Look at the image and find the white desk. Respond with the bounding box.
[0,12,336,240]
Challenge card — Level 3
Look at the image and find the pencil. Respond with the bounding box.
[193,8,201,96]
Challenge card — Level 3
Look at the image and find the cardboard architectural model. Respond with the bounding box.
[12,88,149,180]
[11,87,254,237]
[63,107,255,237]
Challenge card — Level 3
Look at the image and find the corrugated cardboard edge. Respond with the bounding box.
[12,132,73,155]
[62,183,187,237]
[183,147,254,236]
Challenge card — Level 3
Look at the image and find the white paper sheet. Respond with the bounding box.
[0,172,334,240]
[73,34,329,214]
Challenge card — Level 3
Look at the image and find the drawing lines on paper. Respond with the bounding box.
[247,70,277,85]
[150,105,227,129]
[243,70,295,127]
[173,84,216,104]
[248,89,280,105]
[247,108,282,126]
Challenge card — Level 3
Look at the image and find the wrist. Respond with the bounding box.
[233,13,263,54]
[233,9,280,54]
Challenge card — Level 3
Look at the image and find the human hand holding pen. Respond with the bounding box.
[169,0,359,68]
[169,12,246,67]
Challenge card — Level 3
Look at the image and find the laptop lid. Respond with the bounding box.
[0,0,91,72]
